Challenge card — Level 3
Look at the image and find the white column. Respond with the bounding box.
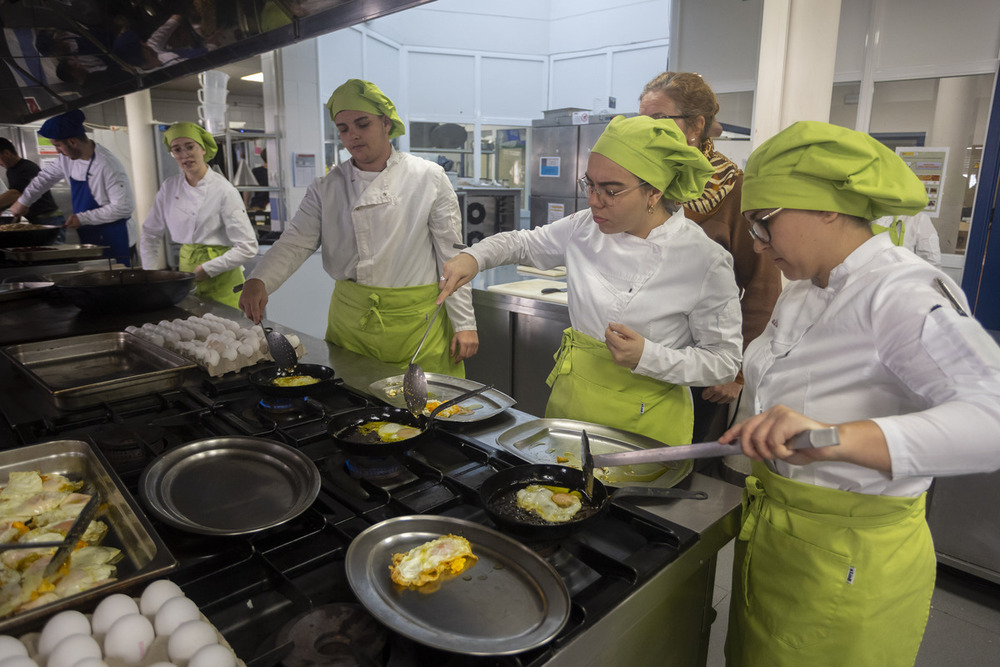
[123,90,158,230]
[927,75,978,254]
[751,0,843,148]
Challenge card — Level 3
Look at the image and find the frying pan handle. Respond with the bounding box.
[610,487,708,501]
[427,384,492,420]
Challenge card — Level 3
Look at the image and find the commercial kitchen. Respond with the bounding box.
[1,1,1000,666]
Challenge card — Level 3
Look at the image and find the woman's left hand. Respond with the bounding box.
[720,404,834,466]
[451,330,479,363]
[604,322,644,370]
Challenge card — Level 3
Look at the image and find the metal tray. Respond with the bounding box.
[346,515,570,655]
[368,373,516,422]
[139,436,321,536]
[0,440,176,633]
[496,418,692,489]
[0,281,53,303]
[1,332,197,410]
[0,244,106,262]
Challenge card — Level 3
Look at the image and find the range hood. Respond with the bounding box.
[0,0,433,125]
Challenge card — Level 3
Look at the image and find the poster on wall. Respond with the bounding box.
[895,147,948,217]
[546,202,565,223]
[539,157,561,177]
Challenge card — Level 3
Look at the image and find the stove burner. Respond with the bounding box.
[90,424,165,470]
[345,455,405,480]
[256,396,310,423]
[276,603,387,667]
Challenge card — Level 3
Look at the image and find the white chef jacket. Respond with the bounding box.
[744,233,1000,496]
[871,212,941,267]
[140,169,258,277]
[250,148,475,332]
[18,142,136,245]
[465,208,743,386]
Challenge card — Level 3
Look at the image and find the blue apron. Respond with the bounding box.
[71,156,131,266]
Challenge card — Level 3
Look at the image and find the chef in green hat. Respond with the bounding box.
[718,120,1000,667]
[239,79,478,376]
[140,121,258,308]
[439,115,743,445]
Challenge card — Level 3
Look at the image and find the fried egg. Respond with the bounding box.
[272,375,320,387]
[389,534,477,588]
[354,421,423,443]
[422,400,476,418]
[516,485,583,523]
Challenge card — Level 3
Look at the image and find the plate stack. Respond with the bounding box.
[197,69,229,135]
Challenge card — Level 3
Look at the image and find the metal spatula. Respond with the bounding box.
[581,430,594,498]
[262,324,297,375]
[402,302,444,415]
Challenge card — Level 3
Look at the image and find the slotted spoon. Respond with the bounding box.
[262,324,298,376]
[402,302,444,415]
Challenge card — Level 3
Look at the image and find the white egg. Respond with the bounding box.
[69,660,109,667]
[0,657,37,667]
[37,610,91,658]
[103,613,154,664]
[46,634,101,667]
[166,620,217,663]
[145,663,178,667]
[139,579,185,617]
[154,595,201,636]
[187,643,237,667]
[91,593,139,635]
[0,636,26,661]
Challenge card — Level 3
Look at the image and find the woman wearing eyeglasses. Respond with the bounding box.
[438,115,743,445]
[719,121,1000,667]
[139,122,258,308]
[640,72,783,438]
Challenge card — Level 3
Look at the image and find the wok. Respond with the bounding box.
[51,269,194,312]
[480,464,707,541]
[0,223,61,247]
[248,363,338,398]
[326,385,493,458]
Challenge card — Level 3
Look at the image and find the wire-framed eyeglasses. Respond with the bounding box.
[747,208,785,244]
[577,177,644,207]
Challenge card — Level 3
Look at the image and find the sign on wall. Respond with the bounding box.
[896,147,949,218]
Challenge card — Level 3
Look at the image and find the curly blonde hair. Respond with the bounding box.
[640,72,719,145]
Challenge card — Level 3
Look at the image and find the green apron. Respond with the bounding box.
[544,327,693,444]
[725,460,935,667]
[179,244,245,309]
[325,279,464,377]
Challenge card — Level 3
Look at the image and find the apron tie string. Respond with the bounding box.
[739,474,766,608]
[359,292,385,331]
[545,328,575,387]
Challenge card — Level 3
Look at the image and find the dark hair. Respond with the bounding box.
[641,72,720,146]
[637,180,678,214]
[259,148,267,163]
[0,138,16,155]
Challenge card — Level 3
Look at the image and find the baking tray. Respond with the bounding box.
[496,418,692,489]
[368,373,515,422]
[0,244,106,262]
[1,332,197,410]
[0,281,53,303]
[139,436,321,536]
[0,440,176,633]
[346,515,569,655]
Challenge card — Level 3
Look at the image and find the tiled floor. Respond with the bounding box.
[707,541,1000,665]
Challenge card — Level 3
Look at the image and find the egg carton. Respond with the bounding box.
[14,589,247,667]
[125,313,305,377]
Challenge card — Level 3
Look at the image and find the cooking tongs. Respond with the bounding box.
[591,428,840,467]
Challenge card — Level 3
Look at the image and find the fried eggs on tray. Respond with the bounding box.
[389,534,477,588]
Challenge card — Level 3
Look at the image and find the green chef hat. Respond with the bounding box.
[741,121,928,219]
[325,79,405,139]
[162,121,218,161]
[591,115,713,203]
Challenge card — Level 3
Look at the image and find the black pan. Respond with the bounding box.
[51,269,194,312]
[0,224,61,247]
[479,464,707,540]
[248,363,338,398]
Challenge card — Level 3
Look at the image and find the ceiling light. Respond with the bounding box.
[241,72,264,83]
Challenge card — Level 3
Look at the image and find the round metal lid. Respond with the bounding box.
[346,515,570,656]
[139,436,320,536]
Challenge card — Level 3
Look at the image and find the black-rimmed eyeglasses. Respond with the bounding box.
[747,208,785,244]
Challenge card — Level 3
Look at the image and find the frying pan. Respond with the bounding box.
[479,464,707,541]
[0,224,61,247]
[51,269,194,312]
[326,385,493,458]
[248,363,338,398]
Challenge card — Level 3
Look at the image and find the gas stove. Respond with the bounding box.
[0,359,700,666]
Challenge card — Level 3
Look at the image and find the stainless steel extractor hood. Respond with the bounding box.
[0,0,434,125]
